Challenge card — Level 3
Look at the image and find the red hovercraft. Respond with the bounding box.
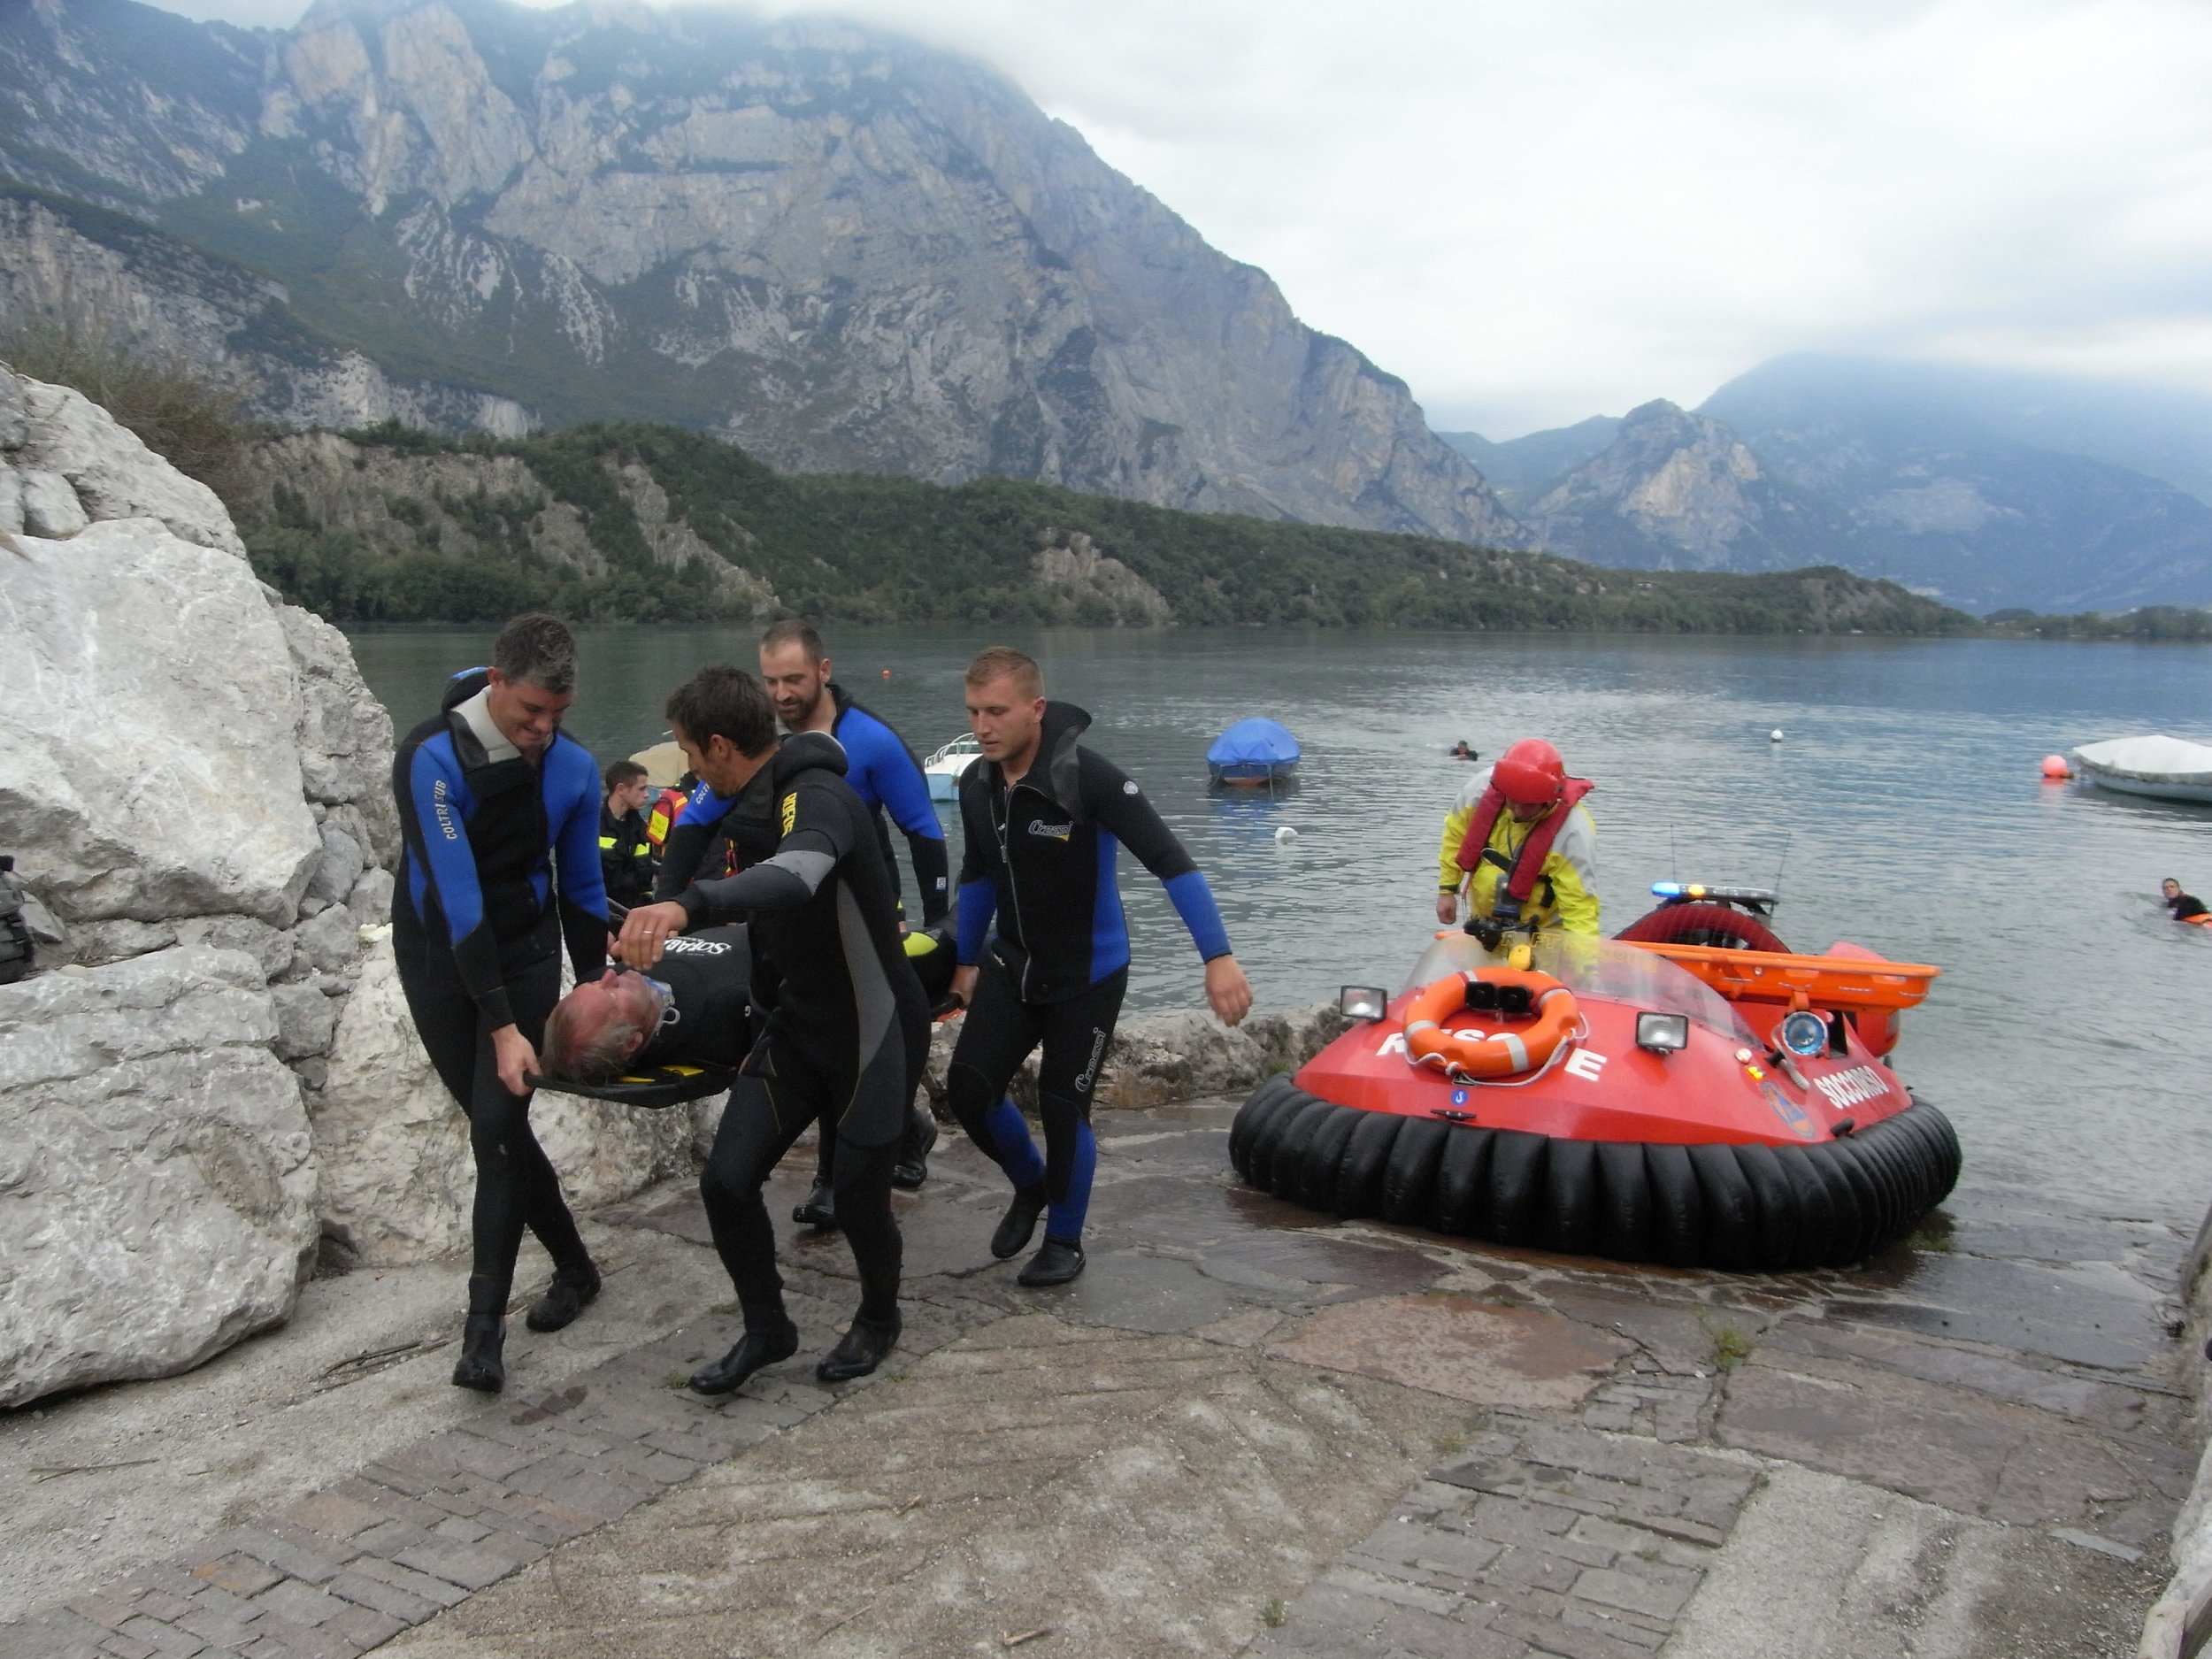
[1230,885,1957,1270]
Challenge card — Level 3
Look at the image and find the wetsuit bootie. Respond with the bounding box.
[525,1261,602,1333]
[793,1181,838,1230]
[892,1111,938,1191]
[452,1276,509,1392]
[689,1321,799,1396]
[817,1313,901,1382]
[1018,1236,1086,1287]
[991,1181,1049,1260]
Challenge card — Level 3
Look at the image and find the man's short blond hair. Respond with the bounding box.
[964,646,1042,699]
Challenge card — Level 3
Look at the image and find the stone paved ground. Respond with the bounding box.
[1,1095,2197,1658]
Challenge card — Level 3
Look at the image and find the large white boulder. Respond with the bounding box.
[276,603,401,866]
[314,938,705,1266]
[13,378,246,557]
[0,518,322,928]
[0,948,317,1408]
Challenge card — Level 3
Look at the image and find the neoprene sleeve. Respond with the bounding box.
[1162,870,1233,962]
[956,878,995,964]
[906,830,951,924]
[678,833,838,926]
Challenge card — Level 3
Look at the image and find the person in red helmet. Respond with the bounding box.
[1435,738,1601,937]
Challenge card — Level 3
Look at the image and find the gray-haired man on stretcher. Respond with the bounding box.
[541,925,753,1082]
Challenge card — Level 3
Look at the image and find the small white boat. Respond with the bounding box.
[922,733,982,801]
[2070,734,2212,803]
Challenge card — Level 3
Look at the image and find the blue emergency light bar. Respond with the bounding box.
[1650,882,1780,904]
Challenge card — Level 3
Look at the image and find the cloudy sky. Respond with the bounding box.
[157,0,2212,436]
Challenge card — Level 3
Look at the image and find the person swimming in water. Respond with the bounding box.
[2162,878,2209,922]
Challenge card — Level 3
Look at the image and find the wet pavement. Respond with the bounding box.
[3,1094,2199,1658]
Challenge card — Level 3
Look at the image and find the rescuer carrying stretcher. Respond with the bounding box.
[1436,737,1600,939]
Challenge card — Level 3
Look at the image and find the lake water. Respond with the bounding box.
[348,624,2212,1242]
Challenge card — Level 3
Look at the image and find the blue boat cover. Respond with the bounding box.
[1208,718,1301,766]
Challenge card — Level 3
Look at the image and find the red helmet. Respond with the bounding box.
[1492,738,1566,807]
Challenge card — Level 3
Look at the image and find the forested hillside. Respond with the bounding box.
[239,422,1971,636]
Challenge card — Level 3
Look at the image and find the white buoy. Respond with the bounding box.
[1274,826,1298,843]
[1769,729,1785,743]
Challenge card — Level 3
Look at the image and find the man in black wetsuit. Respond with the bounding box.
[540,925,753,1083]
[2164,878,2209,921]
[390,615,610,1393]
[948,647,1252,1287]
[760,618,949,1218]
[618,665,927,1392]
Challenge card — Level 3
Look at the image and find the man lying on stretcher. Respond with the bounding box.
[539,919,961,1085]
[540,924,755,1084]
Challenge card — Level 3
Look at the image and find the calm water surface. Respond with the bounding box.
[348,625,2212,1242]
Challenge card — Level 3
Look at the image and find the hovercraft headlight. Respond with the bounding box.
[1340,985,1388,1023]
[1636,1011,1691,1054]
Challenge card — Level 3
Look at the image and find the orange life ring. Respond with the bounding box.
[1402,968,1579,1080]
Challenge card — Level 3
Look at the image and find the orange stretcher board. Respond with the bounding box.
[1621,941,1940,1015]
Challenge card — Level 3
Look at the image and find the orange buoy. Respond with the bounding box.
[2040,754,2072,780]
[880,668,892,679]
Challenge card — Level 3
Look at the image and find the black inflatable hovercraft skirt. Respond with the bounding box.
[1229,1074,1960,1271]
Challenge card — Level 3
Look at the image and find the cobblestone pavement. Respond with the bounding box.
[0,1096,2196,1658]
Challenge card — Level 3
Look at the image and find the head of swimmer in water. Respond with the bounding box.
[2164,878,2185,900]
[758,619,833,732]
[543,969,668,1083]
[664,664,780,797]
[964,647,1047,778]
[484,613,577,759]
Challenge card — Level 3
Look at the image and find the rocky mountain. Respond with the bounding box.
[1698,357,2212,612]
[1438,418,1619,511]
[1455,361,2212,612]
[1509,400,1858,573]
[1704,354,2212,510]
[0,0,1522,545]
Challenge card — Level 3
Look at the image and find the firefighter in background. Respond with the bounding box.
[1436,738,1600,938]
[645,769,696,859]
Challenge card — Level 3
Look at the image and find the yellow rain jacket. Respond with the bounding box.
[1438,768,1601,936]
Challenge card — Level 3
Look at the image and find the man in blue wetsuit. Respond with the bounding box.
[759,619,948,1217]
[948,647,1252,1286]
[389,615,610,1394]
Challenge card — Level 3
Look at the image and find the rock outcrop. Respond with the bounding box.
[917,1002,1351,1116]
[0,0,1523,545]
[0,360,700,1399]
[238,429,777,618]
[0,947,318,1409]
[1032,531,1172,626]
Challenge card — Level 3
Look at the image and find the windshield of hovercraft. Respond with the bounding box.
[1401,932,1755,1041]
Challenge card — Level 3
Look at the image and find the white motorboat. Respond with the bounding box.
[922,733,982,801]
[2070,734,2212,803]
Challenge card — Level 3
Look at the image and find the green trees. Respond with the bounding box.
[240,420,1975,635]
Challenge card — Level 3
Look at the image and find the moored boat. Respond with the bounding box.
[1230,892,1955,1270]
[1208,717,1301,787]
[2070,734,2212,804]
[922,733,982,802]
